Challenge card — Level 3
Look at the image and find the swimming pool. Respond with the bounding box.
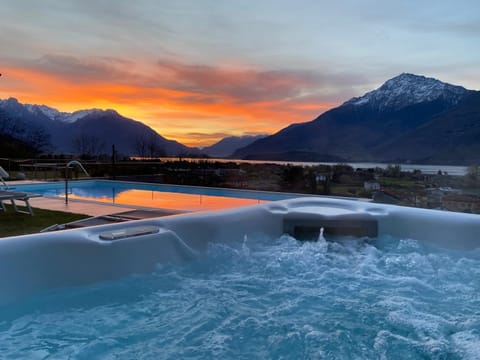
[15,180,301,211]
[1,197,479,358]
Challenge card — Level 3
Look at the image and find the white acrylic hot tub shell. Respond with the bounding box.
[1,197,479,305]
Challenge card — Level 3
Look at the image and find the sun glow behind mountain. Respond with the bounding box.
[0,61,337,147]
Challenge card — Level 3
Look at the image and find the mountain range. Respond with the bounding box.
[0,98,198,157]
[234,73,480,164]
[1,73,479,164]
[201,135,268,158]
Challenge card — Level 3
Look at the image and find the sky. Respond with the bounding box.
[1,0,479,147]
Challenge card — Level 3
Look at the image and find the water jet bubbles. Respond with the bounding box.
[318,227,325,242]
[241,234,250,256]
[311,227,328,253]
[397,238,421,252]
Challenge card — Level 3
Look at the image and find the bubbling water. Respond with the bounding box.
[0,235,479,359]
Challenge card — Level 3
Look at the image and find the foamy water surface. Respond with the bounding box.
[0,235,479,359]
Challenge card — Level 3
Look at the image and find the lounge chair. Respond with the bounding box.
[0,190,42,216]
[0,166,9,189]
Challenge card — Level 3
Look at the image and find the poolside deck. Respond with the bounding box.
[28,196,138,216]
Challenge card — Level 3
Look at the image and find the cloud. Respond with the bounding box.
[3,51,371,108]
[178,131,269,148]
[11,54,137,85]
[154,59,367,104]
[1,53,368,146]
[184,132,233,144]
[6,53,358,106]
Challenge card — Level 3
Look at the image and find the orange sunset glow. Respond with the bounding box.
[67,189,267,212]
[0,61,337,147]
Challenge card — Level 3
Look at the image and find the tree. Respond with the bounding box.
[0,108,24,138]
[73,133,106,159]
[147,134,159,158]
[0,109,51,157]
[134,133,165,158]
[134,135,148,158]
[147,133,166,158]
[385,164,402,177]
[466,165,480,187]
[27,127,51,154]
[281,165,304,190]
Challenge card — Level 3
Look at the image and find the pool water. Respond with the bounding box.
[15,180,298,211]
[1,235,479,359]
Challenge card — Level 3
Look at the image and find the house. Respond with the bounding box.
[442,194,480,213]
[364,181,381,190]
[316,174,328,183]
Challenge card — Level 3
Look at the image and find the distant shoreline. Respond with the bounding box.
[153,157,468,176]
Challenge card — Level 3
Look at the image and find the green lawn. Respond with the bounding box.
[329,184,368,197]
[0,205,89,237]
[379,177,418,188]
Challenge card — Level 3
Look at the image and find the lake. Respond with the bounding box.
[156,158,468,176]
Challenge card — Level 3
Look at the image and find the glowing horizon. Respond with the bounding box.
[0,61,340,147]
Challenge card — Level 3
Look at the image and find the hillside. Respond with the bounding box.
[202,135,267,158]
[0,98,200,157]
[233,73,479,164]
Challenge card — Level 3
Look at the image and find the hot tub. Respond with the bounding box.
[1,198,479,358]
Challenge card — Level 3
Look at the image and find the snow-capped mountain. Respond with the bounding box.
[23,103,101,123]
[344,73,468,111]
[0,98,200,156]
[234,73,480,164]
[1,98,105,124]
